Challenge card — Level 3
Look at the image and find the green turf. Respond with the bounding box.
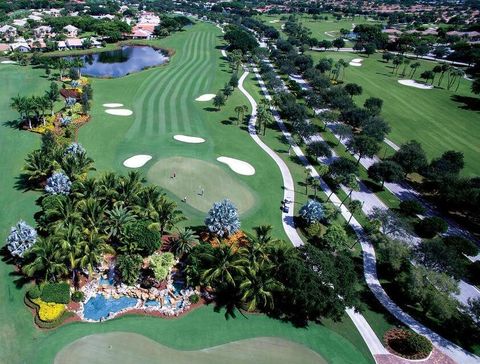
[55,333,328,364]
[0,23,374,364]
[307,50,480,177]
[146,157,257,213]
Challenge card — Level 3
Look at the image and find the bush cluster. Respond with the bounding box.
[40,282,71,304]
[71,291,85,302]
[125,221,161,256]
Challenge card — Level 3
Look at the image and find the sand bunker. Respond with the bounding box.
[105,109,133,116]
[349,58,363,67]
[398,79,433,90]
[269,20,280,23]
[173,135,206,144]
[1,60,16,64]
[221,49,227,57]
[195,94,216,102]
[123,155,152,168]
[103,103,124,108]
[217,157,255,176]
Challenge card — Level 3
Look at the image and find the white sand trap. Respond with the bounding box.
[105,109,133,116]
[349,58,363,67]
[1,60,17,64]
[398,79,433,90]
[221,49,227,57]
[103,103,124,108]
[123,155,152,168]
[174,135,205,144]
[269,20,280,23]
[217,156,255,176]
[195,94,216,102]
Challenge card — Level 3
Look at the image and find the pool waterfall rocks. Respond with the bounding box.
[76,264,197,322]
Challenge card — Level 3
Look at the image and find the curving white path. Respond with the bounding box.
[103,103,124,108]
[123,155,152,168]
[105,109,133,116]
[173,135,205,144]
[255,59,480,363]
[217,156,255,176]
[195,94,216,102]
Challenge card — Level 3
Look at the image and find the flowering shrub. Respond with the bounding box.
[299,199,325,225]
[70,80,80,88]
[32,298,65,322]
[65,142,85,155]
[65,97,76,108]
[45,172,71,195]
[6,220,37,258]
[60,116,72,126]
[205,199,240,237]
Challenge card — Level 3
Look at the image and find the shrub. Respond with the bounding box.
[27,285,41,299]
[306,221,327,238]
[415,217,448,238]
[6,220,37,258]
[205,199,241,237]
[399,199,425,216]
[125,220,161,256]
[45,172,72,195]
[64,142,85,155]
[160,252,175,266]
[150,253,175,281]
[385,328,432,359]
[299,199,324,225]
[190,294,200,304]
[32,298,65,322]
[71,291,84,302]
[40,282,70,304]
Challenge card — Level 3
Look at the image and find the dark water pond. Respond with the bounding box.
[74,46,168,78]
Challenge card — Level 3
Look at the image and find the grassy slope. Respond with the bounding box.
[307,50,480,177]
[0,23,373,364]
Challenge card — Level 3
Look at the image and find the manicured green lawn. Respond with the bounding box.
[307,50,480,177]
[0,22,374,364]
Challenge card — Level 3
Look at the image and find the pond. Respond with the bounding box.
[73,46,168,78]
[83,294,138,321]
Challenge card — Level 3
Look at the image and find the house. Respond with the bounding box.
[30,39,47,51]
[57,41,67,51]
[0,43,10,53]
[13,19,27,27]
[66,38,83,49]
[63,25,80,37]
[90,37,102,47]
[138,12,160,25]
[28,14,43,22]
[10,43,31,52]
[43,9,61,17]
[127,24,154,39]
[0,25,17,40]
[33,26,53,39]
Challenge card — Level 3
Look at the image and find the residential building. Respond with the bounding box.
[0,25,17,40]
[33,26,53,39]
[66,38,83,49]
[63,25,80,37]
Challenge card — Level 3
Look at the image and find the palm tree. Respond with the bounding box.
[97,172,119,202]
[201,244,247,288]
[23,149,53,185]
[147,195,185,235]
[60,152,96,181]
[71,177,100,201]
[42,195,82,231]
[23,236,68,282]
[234,105,248,125]
[347,200,362,224]
[170,228,197,258]
[105,205,137,241]
[44,83,60,115]
[117,171,143,207]
[257,106,274,136]
[401,59,410,77]
[240,267,282,311]
[78,231,113,279]
[409,62,421,78]
[78,197,106,233]
[72,57,84,78]
[437,64,450,87]
[340,174,359,208]
[10,95,27,124]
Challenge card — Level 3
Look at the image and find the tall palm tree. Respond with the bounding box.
[78,197,106,233]
[105,205,137,241]
[71,177,100,201]
[42,195,82,231]
[97,172,119,203]
[117,171,143,207]
[72,57,84,78]
[10,94,27,124]
[240,267,282,311]
[201,244,247,288]
[78,231,113,279]
[60,152,95,181]
[147,195,185,235]
[170,228,197,258]
[23,236,68,282]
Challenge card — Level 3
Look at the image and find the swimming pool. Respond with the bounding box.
[83,295,138,321]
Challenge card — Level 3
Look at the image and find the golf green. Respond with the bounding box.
[55,333,327,364]
[146,156,256,213]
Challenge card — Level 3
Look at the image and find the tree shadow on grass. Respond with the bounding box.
[2,119,21,129]
[14,173,36,192]
[203,107,218,112]
[221,119,233,125]
[451,94,480,112]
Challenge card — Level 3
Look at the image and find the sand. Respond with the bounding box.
[349,58,363,67]
[195,94,216,102]
[123,155,152,168]
[269,20,280,23]
[103,103,124,108]
[221,49,227,57]
[173,135,206,144]
[1,60,16,64]
[105,109,133,116]
[398,79,433,89]
[217,156,255,176]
